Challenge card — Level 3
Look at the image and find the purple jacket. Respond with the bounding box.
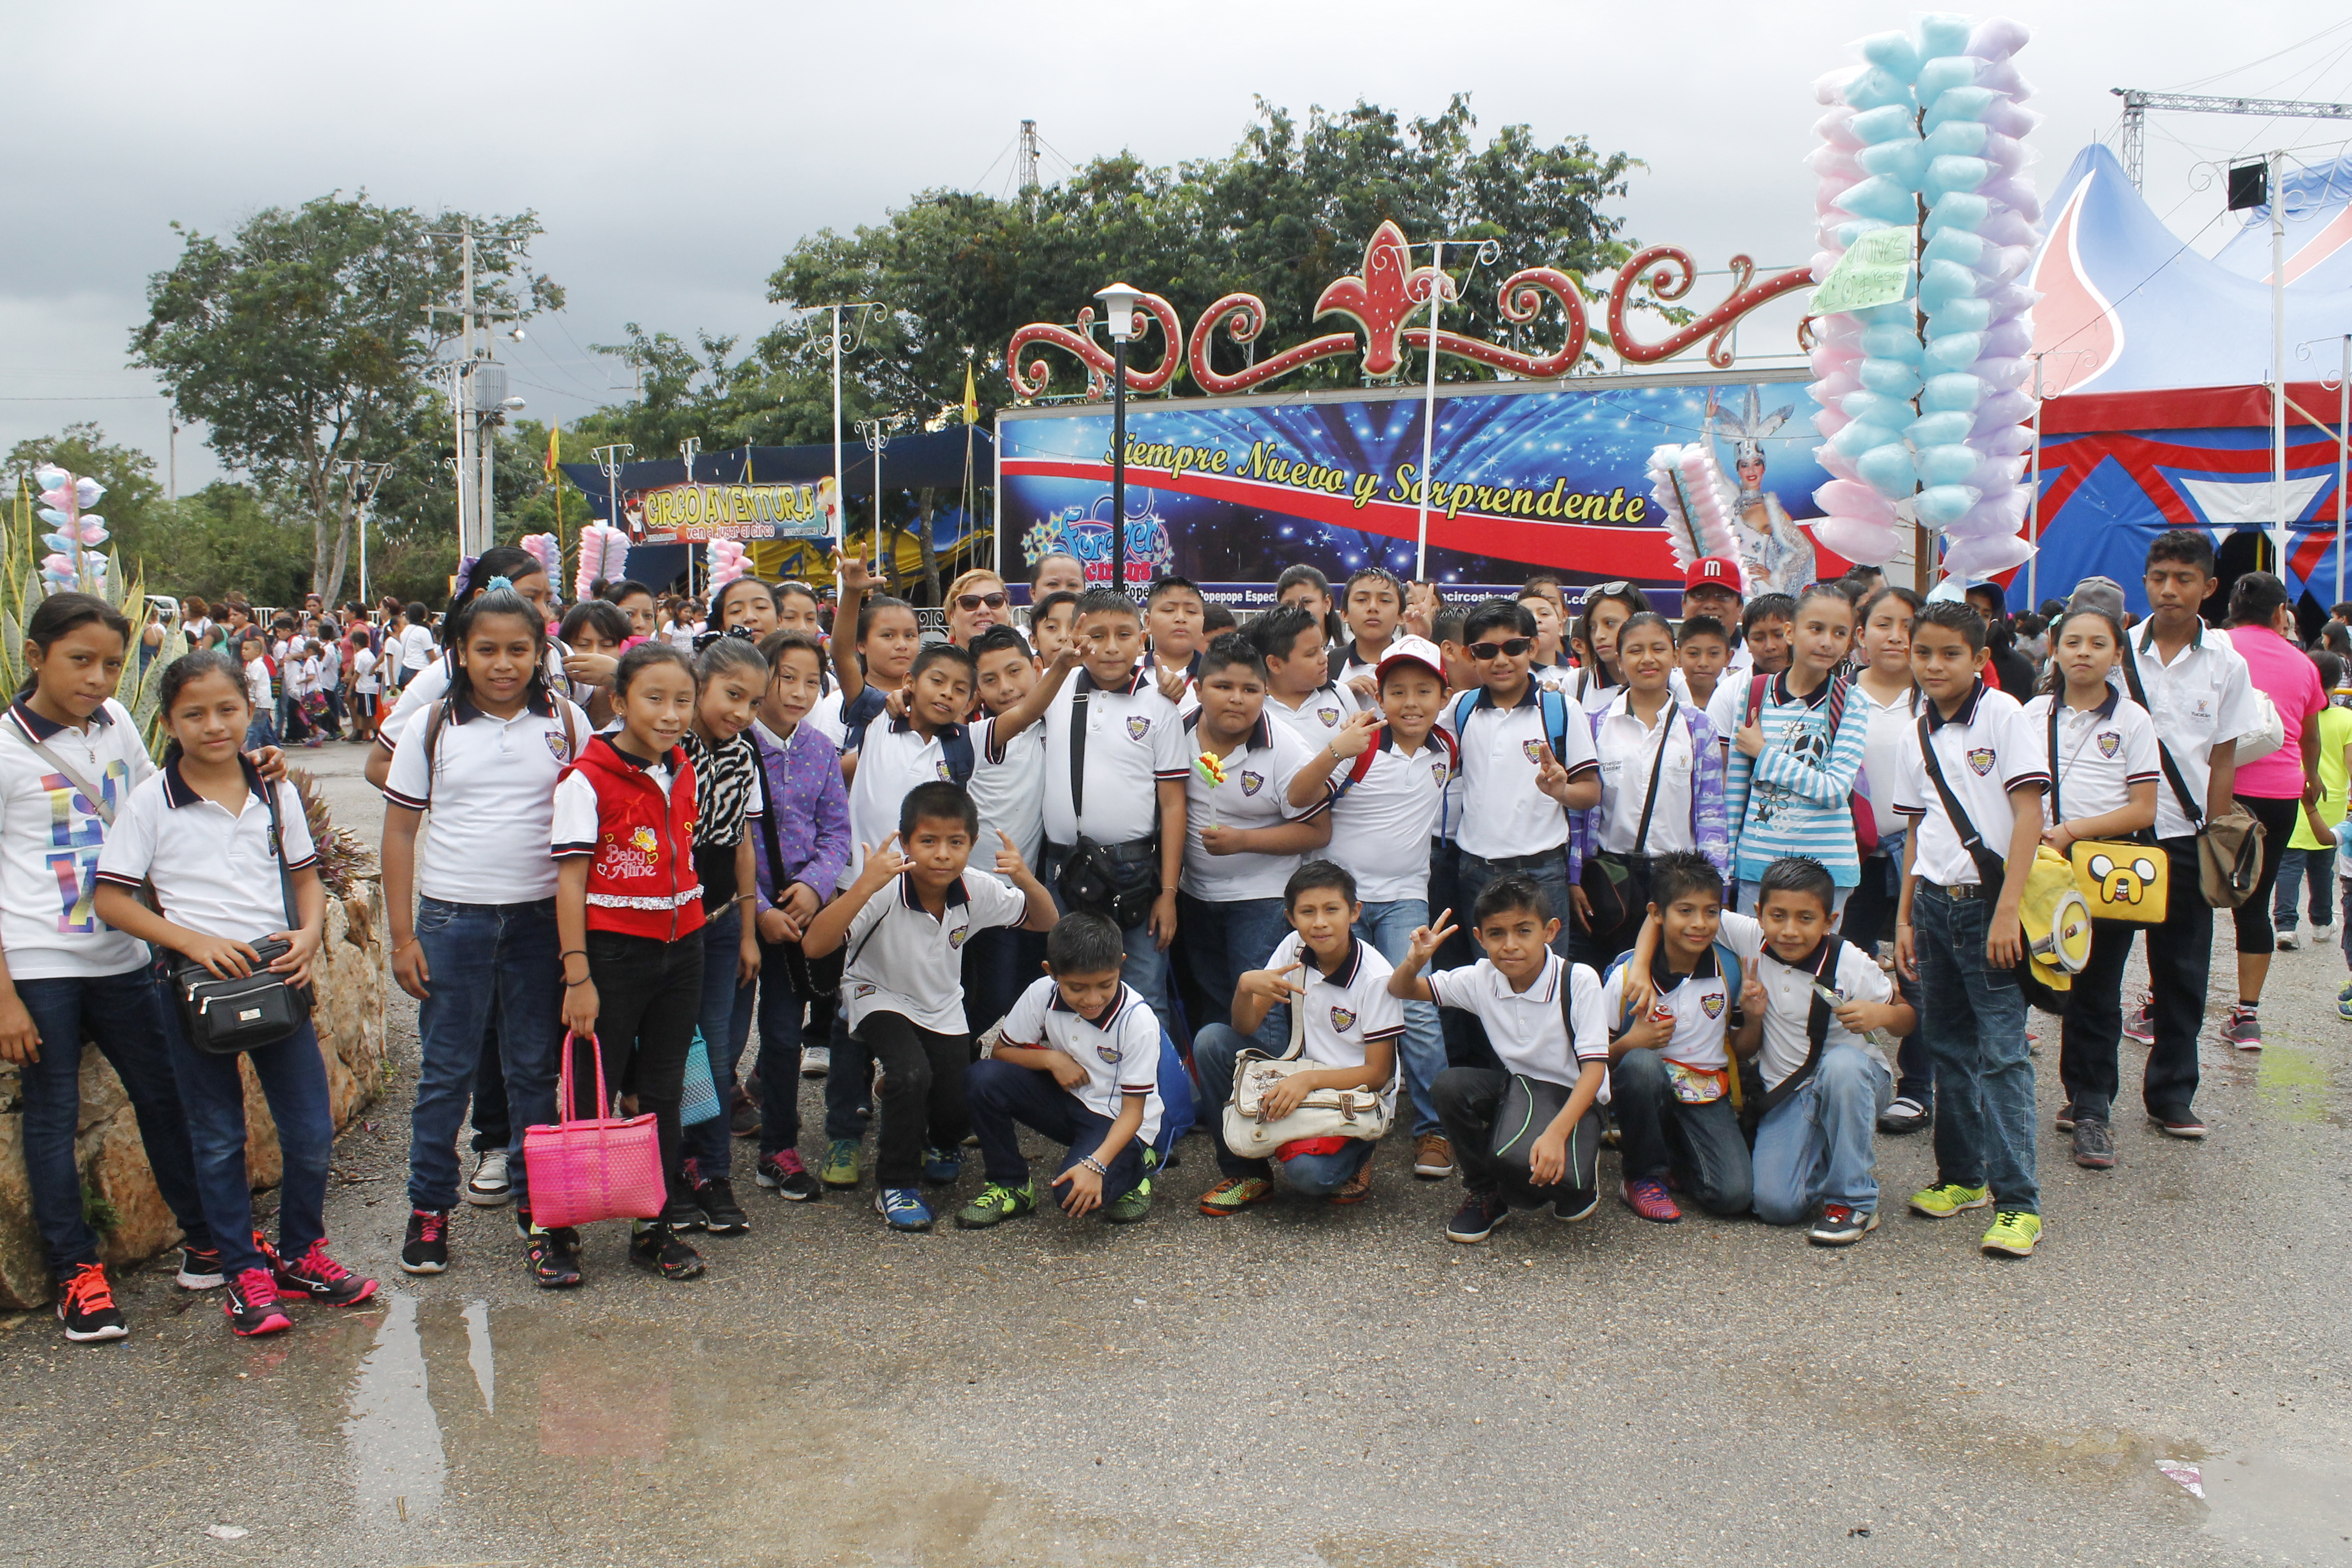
[749,718,851,907]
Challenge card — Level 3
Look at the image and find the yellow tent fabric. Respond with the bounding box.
[745,529,987,591]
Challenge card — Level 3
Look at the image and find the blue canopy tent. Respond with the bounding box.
[556,426,994,592]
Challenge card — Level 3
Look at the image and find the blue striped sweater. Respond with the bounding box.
[1721,672,1866,886]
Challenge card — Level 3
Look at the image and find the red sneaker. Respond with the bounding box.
[270,1238,378,1308]
[1621,1176,1683,1223]
[222,1268,293,1337]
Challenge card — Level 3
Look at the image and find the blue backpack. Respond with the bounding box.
[1450,684,1576,766]
[842,687,974,787]
[1600,944,1743,1036]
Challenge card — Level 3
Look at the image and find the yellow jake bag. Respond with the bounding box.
[2022,847,2094,995]
[2067,840,2169,924]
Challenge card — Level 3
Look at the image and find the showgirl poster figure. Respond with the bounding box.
[1706,388,1812,594]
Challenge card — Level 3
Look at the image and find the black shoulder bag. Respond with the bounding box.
[172,769,312,1055]
[1579,706,1675,947]
[1916,712,2062,1010]
[1054,689,1161,929]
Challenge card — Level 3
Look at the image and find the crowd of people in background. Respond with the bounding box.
[6,525,2344,1343]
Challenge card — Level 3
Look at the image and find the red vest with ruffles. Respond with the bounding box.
[562,734,706,941]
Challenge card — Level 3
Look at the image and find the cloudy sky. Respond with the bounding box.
[4,1,2344,494]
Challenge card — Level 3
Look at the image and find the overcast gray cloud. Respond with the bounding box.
[2,0,2340,495]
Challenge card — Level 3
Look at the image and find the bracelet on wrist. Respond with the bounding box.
[564,975,591,988]
[1080,1155,1108,1176]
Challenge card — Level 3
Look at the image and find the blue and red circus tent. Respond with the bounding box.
[2006,145,2352,611]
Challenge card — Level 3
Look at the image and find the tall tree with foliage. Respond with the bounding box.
[130,194,561,605]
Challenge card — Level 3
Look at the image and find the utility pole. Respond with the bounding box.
[2273,148,2289,570]
[344,459,390,607]
[2111,88,2352,189]
[428,220,525,560]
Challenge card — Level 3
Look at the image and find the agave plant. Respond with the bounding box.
[0,529,183,762]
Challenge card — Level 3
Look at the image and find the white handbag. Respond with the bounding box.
[2233,689,2286,766]
[1219,990,1393,1159]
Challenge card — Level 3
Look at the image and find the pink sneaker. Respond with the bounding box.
[1621,1176,1683,1223]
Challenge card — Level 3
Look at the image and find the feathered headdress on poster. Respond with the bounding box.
[1646,443,1744,580]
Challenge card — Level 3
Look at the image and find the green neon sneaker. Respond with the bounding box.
[1103,1175,1153,1226]
[819,1139,863,1189]
[1980,1209,2043,1257]
[954,1181,1036,1229]
[1908,1182,1991,1219]
[1197,1175,1275,1217]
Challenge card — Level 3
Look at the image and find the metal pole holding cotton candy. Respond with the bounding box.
[1804,14,2042,583]
[33,466,110,592]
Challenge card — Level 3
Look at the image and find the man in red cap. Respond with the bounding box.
[1680,556,1754,684]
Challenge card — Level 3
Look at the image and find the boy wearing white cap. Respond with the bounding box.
[1286,635,1463,1178]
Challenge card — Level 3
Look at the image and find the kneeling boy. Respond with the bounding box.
[958,913,1163,1229]
[1603,851,1760,1224]
[800,782,1060,1233]
[1194,861,1403,1213]
[1388,875,1609,1243]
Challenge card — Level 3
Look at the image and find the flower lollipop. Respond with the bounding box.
[1194,752,1227,829]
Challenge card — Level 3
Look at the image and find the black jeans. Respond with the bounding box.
[1608,1048,1752,1215]
[580,930,704,1212]
[2126,836,2208,1120]
[2231,795,2303,956]
[856,1009,970,1189]
[1431,1066,1600,1209]
[2056,917,2137,1121]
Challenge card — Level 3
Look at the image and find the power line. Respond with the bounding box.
[2171,19,2352,92]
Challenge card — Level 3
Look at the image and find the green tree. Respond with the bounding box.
[130,194,562,607]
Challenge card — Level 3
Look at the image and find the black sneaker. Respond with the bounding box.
[399,1208,451,1274]
[2054,1103,2077,1133]
[2148,1107,2208,1139]
[1876,1097,1930,1135]
[1445,1191,1510,1244]
[628,1224,705,1281]
[56,1263,128,1343]
[513,1209,582,1256]
[729,1093,761,1139]
[2071,1116,2116,1169]
[270,1238,378,1308]
[693,1177,750,1235]
[524,1227,582,1289]
[1807,1204,1880,1246]
[175,1245,225,1291]
[755,1150,824,1201]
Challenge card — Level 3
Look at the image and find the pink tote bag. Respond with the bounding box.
[522,1032,667,1229]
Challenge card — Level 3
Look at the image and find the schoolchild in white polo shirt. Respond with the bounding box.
[957,913,1166,1231]
[95,651,377,1337]
[1253,601,1359,749]
[961,626,1080,1035]
[1286,635,1460,1178]
[1195,861,1403,1215]
[1331,565,1407,703]
[1564,581,1652,714]
[2021,605,2159,1170]
[846,643,978,877]
[1144,575,1208,711]
[1040,590,1189,1028]
[1179,632,1333,1048]
[2108,538,2258,1133]
[1387,873,1608,1244]
[800,781,1059,1233]
[1601,852,1759,1226]
[378,584,591,1283]
[1894,601,2051,1259]
[1434,598,1600,994]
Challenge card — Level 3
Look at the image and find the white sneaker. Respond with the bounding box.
[801,1045,831,1079]
[465,1150,512,1206]
[2277,925,2302,951]
[2312,922,2339,948]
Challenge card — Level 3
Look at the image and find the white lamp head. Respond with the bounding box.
[1093,281,1143,341]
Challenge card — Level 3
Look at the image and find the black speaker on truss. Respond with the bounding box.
[2227,159,2269,213]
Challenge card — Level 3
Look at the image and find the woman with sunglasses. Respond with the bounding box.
[945,569,1010,649]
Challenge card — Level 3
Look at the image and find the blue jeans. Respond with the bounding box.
[684,905,752,1182]
[966,1057,1148,1200]
[1442,847,1574,1071]
[14,966,214,1277]
[753,937,810,1159]
[242,714,276,752]
[1913,881,2039,1212]
[2274,846,2333,930]
[1750,1043,1890,1223]
[1355,899,1445,1137]
[161,996,334,1282]
[1177,892,1291,1049]
[406,897,563,1212]
[1190,1021,1375,1192]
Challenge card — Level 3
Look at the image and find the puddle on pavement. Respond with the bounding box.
[341,1291,444,1524]
[2197,1446,2352,1564]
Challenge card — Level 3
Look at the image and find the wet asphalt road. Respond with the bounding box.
[4,739,2350,1567]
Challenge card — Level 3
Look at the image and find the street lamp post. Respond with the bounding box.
[1096,282,1143,598]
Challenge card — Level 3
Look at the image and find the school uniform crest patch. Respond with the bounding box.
[1432,760,1452,784]
[1966,746,1996,776]
[2097,730,2120,758]
[935,760,954,781]
[545,732,572,761]
[1522,739,1545,763]
[1317,706,1341,727]
[948,924,970,949]
[1240,770,1265,796]
[1096,1042,1122,1064]
[1329,1006,1357,1032]
[1701,990,1725,1019]
[1126,716,1151,739]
